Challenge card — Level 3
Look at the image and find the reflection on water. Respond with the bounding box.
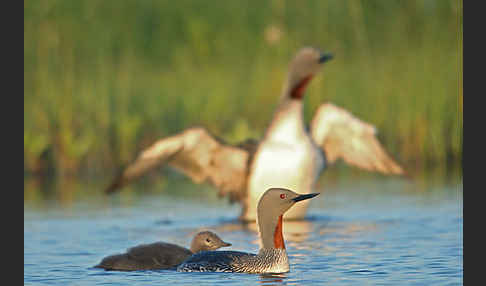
[259,273,287,285]
[24,165,462,207]
[24,173,462,285]
[208,215,383,254]
[209,219,315,245]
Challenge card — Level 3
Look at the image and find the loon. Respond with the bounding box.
[94,231,231,271]
[104,47,404,221]
[177,188,319,273]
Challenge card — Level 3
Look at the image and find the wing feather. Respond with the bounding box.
[105,127,250,201]
[310,103,404,175]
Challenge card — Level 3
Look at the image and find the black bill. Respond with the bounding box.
[292,193,320,202]
[319,53,333,63]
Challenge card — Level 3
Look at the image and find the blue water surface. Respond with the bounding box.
[24,177,462,285]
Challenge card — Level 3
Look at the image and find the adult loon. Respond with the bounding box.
[94,231,231,271]
[177,188,319,273]
[104,47,404,221]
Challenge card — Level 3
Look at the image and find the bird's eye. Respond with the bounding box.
[280,194,286,199]
[206,238,211,243]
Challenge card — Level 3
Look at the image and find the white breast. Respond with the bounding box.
[245,137,324,220]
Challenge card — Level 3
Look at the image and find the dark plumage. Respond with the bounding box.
[177,250,256,272]
[94,231,231,271]
[95,243,192,271]
[177,189,319,273]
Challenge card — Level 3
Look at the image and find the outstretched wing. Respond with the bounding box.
[310,103,404,175]
[105,127,252,202]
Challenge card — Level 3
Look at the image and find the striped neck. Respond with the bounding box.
[253,248,290,273]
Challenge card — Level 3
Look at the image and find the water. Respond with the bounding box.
[24,176,462,285]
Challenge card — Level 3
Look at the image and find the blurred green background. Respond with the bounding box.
[24,0,462,193]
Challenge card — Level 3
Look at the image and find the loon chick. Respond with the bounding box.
[104,47,404,221]
[177,188,319,273]
[94,231,231,271]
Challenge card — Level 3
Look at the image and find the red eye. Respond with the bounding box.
[280,194,286,199]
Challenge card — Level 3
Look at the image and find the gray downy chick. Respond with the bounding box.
[94,231,231,271]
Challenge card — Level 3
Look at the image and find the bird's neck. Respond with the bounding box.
[264,75,315,142]
[258,213,285,250]
[189,241,198,253]
[254,248,290,273]
[290,75,313,99]
[254,213,289,273]
[265,97,306,143]
[273,215,285,249]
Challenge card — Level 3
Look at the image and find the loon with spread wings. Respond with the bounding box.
[105,47,404,221]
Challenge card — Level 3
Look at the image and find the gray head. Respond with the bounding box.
[286,47,333,99]
[189,231,232,253]
[257,188,320,219]
[257,188,319,249]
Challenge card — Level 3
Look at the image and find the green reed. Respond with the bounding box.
[24,0,462,179]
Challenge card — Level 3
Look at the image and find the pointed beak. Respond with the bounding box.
[292,193,320,202]
[221,241,232,247]
[319,53,333,64]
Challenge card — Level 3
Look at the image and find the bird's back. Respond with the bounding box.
[177,250,256,272]
[177,248,289,273]
[95,242,193,271]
